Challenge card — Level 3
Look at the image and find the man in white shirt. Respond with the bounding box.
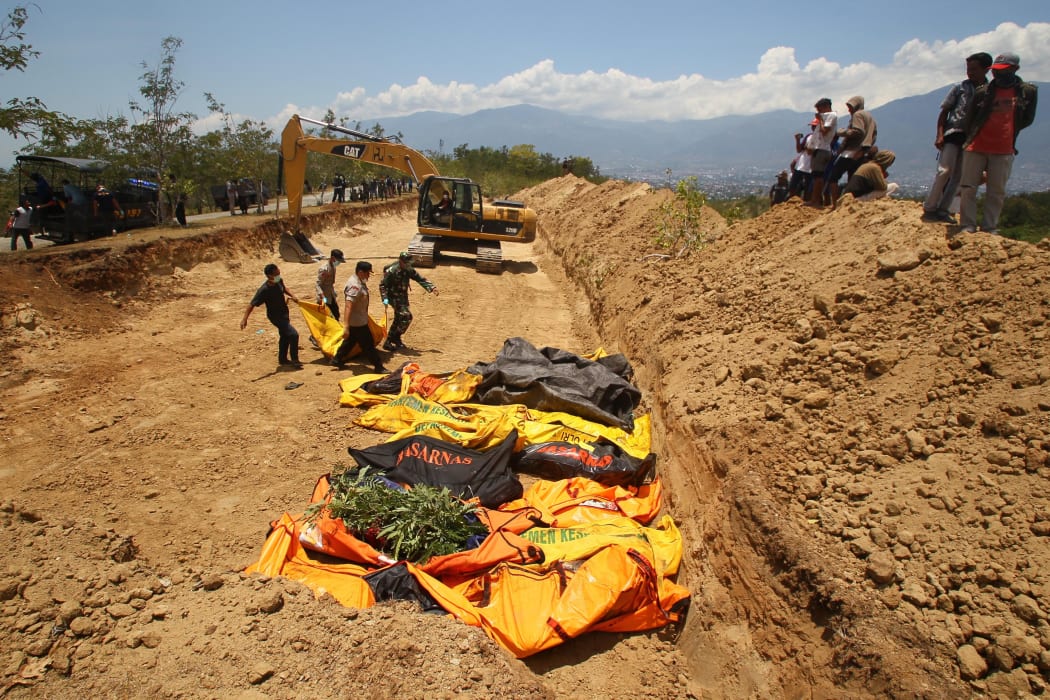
[806,98,838,208]
[8,198,33,250]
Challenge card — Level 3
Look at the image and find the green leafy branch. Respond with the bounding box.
[306,467,488,564]
[653,176,712,257]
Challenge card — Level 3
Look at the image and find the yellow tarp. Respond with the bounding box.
[297,300,387,359]
[245,514,376,609]
[519,514,682,577]
[353,394,651,457]
[246,491,688,659]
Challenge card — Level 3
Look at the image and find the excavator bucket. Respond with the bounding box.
[279,231,321,263]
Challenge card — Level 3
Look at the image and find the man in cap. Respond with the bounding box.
[957,52,1038,234]
[805,98,838,207]
[331,261,386,373]
[315,248,346,319]
[921,52,993,223]
[379,251,439,351]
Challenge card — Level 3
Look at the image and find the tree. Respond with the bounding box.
[653,176,711,256]
[0,6,76,144]
[205,94,275,212]
[128,36,195,223]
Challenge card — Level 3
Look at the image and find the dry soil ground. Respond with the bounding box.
[2,180,1050,699]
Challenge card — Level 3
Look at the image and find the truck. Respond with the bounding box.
[279,114,537,273]
[15,155,159,244]
[210,179,271,212]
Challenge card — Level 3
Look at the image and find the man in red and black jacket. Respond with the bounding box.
[957,52,1038,235]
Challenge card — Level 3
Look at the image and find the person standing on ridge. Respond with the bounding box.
[379,251,439,352]
[806,98,838,208]
[769,171,791,206]
[826,96,877,208]
[921,52,993,223]
[240,264,303,369]
[957,52,1038,235]
[332,261,386,374]
[789,118,818,200]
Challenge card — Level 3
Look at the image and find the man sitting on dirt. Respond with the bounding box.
[379,251,439,352]
[240,263,303,370]
[839,150,899,204]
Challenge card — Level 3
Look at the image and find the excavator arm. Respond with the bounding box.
[280,114,440,232]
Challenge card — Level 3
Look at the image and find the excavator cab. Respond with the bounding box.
[417,176,482,232]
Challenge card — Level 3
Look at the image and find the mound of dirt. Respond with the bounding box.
[521,176,1050,697]
[2,178,1049,699]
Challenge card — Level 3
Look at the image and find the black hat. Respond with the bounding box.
[330,249,345,263]
[356,261,372,272]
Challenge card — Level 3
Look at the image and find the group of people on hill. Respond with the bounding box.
[241,249,439,373]
[773,95,891,210]
[771,50,1037,235]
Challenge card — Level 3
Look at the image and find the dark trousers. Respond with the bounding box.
[333,324,383,371]
[272,316,300,363]
[10,228,32,250]
[388,304,413,343]
[788,171,812,199]
[325,299,340,321]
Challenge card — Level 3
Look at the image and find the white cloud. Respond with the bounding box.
[309,22,1049,122]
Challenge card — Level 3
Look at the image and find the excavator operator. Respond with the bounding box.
[432,191,452,224]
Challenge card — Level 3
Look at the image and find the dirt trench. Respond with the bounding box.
[3,179,1049,699]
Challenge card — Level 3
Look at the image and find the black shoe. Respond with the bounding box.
[383,341,396,351]
[330,357,345,368]
[373,366,388,374]
[309,336,320,349]
[278,358,291,365]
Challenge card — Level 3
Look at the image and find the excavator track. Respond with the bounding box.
[408,235,437,268]
[475,241,503,274]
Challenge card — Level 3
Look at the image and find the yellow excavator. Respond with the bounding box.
[279,114,537,273]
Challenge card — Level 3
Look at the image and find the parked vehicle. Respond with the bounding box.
[15,155,159,244]
[210,178,271,211]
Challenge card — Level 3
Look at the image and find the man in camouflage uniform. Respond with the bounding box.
[379,251,439,351]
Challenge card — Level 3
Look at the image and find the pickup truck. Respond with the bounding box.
[210,179,271,211]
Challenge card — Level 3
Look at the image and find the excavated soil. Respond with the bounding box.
[2,180,1049,699]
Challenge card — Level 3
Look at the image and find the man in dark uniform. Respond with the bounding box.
[379,251,439,351]
[240,263,303,369]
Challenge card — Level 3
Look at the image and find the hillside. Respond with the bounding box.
[376,85,1050,192]
[1,181,1049,698]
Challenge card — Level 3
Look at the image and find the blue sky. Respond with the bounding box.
[2,1,1048,166]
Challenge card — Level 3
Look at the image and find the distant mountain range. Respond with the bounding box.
[365,82,1049,194]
